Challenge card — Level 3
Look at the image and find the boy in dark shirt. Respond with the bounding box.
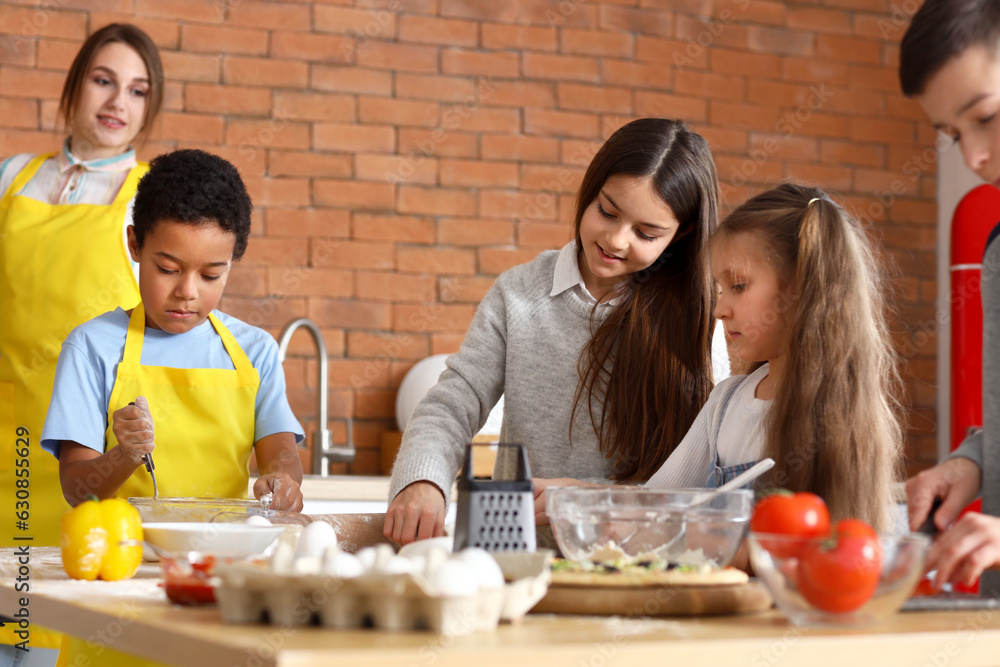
[900,0,1000,593]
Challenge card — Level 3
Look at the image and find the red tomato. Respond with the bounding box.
[834,518,878,540]
[798,520,882,613]
[751,492,831,558]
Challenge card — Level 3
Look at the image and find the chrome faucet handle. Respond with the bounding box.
[259,492,273,516]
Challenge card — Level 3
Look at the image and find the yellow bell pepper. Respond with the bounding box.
[61,496,143,581]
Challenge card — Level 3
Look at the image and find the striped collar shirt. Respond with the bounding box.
[0,138,138,205]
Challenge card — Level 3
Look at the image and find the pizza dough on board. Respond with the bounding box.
[550,566,749,588]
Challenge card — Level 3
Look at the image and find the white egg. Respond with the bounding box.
[379,555,419,575]
[322,548,364,578]
[296,521,338,558]
[455,547,505,589]
[292,555,322,574]
[422,547,450,578]
[398,535,454,558]
[429,559,479,597]
[355,547,379,572]
[269,540,296,573]
[355,544,398,574]
[245,515,272,526]
[409,555,427,575]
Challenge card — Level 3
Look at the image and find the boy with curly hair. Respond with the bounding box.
[41,149,304,511]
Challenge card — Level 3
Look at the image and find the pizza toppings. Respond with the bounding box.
[553,557,714,575]
[577,541,720,570]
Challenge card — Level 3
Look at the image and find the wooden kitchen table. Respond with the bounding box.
[4,548,1000,667]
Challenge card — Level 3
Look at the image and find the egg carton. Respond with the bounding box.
[214,550,551,635]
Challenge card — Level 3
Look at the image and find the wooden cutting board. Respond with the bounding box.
[531,581,773,617]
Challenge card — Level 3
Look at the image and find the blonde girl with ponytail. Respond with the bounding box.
[537,183,903,532]
[647,182,903,530]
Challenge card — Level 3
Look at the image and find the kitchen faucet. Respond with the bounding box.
[276,318,355,475]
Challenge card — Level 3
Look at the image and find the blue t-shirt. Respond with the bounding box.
[41,307,304,458]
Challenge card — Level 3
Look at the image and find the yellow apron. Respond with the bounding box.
[0,154,144,650]
[106,302,259,499]
[61,302,259,666]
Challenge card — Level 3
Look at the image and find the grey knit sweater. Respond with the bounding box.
[949,227,1000,597]
[388,250,617,502]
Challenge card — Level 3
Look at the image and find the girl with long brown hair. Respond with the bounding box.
[386,118,724,544]
[538,183,903,531]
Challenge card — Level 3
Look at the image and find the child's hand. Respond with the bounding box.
[254,473,303,512]
[111,396,155,465]
[384,481,445,545]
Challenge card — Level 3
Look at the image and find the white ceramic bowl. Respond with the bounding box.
[142,522,283,556]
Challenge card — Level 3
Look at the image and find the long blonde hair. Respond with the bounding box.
[716,183,903,530]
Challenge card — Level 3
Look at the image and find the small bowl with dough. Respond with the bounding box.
[546,487,753,568]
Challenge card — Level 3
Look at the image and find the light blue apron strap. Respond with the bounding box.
[706,374,751,487]
[721,460,757,486]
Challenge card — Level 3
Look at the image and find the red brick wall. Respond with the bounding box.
[0,0,938,477]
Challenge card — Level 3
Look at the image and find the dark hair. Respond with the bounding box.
[571,118,718,483]
[900,0,1000,97]
[713,183,902,531]
[59,23,164,142]
[132,149,252,261]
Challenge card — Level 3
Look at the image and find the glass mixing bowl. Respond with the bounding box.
[546,487,753,567]
[129,497,266,523]
[747,531,931,627]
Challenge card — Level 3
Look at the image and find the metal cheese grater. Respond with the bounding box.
[453,443,536,553]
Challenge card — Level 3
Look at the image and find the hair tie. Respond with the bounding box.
[807,197,821,207]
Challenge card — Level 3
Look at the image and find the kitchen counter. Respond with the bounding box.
[299,475,392,502]
[296,475,458,502]
[294,475,458,517]
[4,548,1000,667]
